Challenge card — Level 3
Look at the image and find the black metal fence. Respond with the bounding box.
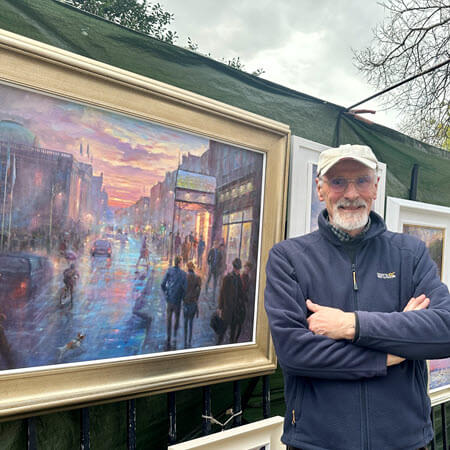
[20,374,449,449]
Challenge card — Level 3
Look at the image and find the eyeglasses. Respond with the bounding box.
[323,175,374,193]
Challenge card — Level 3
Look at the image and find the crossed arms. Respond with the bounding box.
[306,295,429,367]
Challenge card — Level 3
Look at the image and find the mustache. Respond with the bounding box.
[335,199,367,209]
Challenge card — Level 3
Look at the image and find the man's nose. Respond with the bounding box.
[343,181,360,198]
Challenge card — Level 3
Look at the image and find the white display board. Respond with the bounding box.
[168,416,285,450]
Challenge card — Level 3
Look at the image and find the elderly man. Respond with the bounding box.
[265,144,450,450]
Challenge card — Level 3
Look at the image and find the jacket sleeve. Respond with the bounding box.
[264,245,387,380]
[354,240,450,359]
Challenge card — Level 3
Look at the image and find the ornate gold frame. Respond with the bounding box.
[0,29,290,419]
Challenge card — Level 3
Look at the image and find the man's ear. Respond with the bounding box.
[372,176,380,200]
[315,178,325,201]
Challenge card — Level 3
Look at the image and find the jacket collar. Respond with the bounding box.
[318,209,386,246]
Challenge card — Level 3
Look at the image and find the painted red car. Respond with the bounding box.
[91,239,112,257]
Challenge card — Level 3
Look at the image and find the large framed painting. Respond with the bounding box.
[386,197,450,405]
[287,135,386,238]
[0,29,290,418]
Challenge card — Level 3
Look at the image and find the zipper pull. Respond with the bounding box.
[292,409,296,425]
[352,264,359,291]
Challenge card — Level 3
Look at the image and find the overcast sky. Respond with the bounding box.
[163,0,401,131]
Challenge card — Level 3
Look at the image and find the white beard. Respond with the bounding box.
[331,199,369,232]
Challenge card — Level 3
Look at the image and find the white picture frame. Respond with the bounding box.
[386,196,450,405]
[385,197,449,285]
[287,135,386,238]
[168,416,285,450]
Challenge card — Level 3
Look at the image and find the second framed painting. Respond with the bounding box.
[287,135,386,238]
[386,196,450,405]
[0,29,290,418]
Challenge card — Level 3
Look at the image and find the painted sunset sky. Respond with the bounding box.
[0,82,209,208]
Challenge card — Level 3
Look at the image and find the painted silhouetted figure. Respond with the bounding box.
[217,258,247,344]
[197,235,205,269]
[174,232,181,256]
[183,261,201,348]
[0,313,15,369]
[161,256,187,348]
[136,235,150,267]
[205,240,223,299]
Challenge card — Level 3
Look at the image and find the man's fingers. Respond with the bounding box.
[403,294,430,312]
[411,296,429,311]
[403,294,425,311]
[306,299,321,312]
[417,297,430,310]
[387,354,405,367]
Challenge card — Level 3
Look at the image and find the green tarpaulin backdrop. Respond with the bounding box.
[0,0,448,448]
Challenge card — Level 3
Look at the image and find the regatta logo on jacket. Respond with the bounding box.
[377,272,396,279]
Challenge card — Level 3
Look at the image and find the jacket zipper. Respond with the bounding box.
[352,264,358,291]
[350,254,369,450]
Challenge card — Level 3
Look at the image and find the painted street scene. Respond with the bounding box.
[402,224,444,279]
[429,358,450,391]
[0,82,264,370]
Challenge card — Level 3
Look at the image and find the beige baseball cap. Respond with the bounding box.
[317,144,378,176]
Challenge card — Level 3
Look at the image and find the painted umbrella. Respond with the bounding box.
[64,250,77,261]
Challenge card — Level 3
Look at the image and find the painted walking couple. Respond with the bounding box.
[161,257,201,349]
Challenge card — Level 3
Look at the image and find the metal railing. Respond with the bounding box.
[19,375,449,449]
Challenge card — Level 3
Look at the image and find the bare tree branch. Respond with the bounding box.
[354,0,450,147]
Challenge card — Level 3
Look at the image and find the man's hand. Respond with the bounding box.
[306,300,356,340]
[402,294,430,312]
[306,294,430,342]
[387,354,405,366]
[387,294,430,367]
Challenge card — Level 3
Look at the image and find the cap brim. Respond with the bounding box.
[319,156,377,176]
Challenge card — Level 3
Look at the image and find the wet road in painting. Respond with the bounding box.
[0,237,228,370]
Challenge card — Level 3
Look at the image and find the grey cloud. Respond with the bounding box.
[162,1,395,127]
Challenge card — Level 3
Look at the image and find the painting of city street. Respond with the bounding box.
[429,358,450,392]
[0,81,264,371]
[402,224,444,279]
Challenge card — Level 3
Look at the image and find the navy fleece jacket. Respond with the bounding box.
[264,211,450,450]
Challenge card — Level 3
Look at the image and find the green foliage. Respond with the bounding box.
[185,41,265,78]
[68,1,265,77]
[67,0,177,43]
[224,56,265,77]
[186,36,199,52]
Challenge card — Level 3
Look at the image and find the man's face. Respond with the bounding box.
[316,159,378,235]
